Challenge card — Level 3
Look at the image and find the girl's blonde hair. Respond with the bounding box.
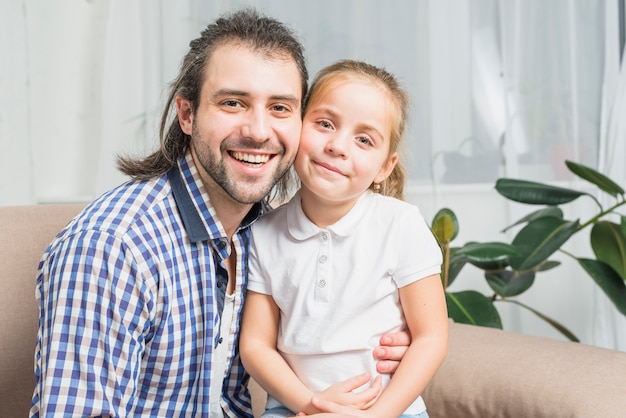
[303,59,409,200]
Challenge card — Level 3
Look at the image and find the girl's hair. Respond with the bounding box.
[116,8,308,202]
[303,59,408,200]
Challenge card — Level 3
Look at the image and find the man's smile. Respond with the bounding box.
[230,151,272,166]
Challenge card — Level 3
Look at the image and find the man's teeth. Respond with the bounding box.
[232,152,270,164]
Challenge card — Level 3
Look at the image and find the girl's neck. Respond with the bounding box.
[299,187,361,229]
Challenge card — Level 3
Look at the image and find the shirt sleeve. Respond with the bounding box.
[246,225,272,295]
[32,230,152,417]
[392,205,443,288]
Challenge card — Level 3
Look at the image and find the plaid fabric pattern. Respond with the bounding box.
[31,153,262,417]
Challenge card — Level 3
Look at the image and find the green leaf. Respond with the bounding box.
[590,221,626,281]
[577,259,626,316]
[533,260,561,272]
[501,206,564,233]
[565,160,625,197]
[445,291,502,328]
[510,217,579,271]
[500,299,579,342]
[485,270,535,297]
[456,242,518,270]
[495,178,588,205]
[432,208,459,243]
[446,248,468,287]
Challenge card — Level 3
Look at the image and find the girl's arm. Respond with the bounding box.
[240,290,315,413]
[310,273,449,417]
[240,291,381,415]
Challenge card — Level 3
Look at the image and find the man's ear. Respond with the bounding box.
[175,96,194,135]
[375,152,399,184]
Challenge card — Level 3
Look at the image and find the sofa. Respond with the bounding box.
[2,204,626,418]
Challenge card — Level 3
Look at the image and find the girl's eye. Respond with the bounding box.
[356,136,373,146]
[318,120,333,129]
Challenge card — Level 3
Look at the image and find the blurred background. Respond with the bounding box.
[1,0,625,349]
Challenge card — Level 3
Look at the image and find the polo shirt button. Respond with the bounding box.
[318,279,327,288]
[319,255,327,263]
[321,232,328,241]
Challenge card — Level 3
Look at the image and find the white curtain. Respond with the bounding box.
[1,0,623,349]
[595,0,626,350]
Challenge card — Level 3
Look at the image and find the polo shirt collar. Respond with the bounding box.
[169,152,264,243]
[287,190,375,240]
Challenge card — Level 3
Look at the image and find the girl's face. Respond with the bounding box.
[295,77,397,208]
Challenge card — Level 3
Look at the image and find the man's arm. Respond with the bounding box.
[33,232,149,417]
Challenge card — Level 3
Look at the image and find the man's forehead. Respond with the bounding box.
[204,44,303,101]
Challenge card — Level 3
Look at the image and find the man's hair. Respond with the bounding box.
[117,8,308,185]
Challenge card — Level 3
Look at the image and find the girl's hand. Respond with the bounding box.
[302,397,374,418]
[316,373,382,410]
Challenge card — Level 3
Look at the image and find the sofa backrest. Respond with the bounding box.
[0,204,86,416]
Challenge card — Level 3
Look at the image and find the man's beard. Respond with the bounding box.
[190,130,293,205]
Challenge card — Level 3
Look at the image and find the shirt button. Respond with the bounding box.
[218,239,228,249]
[319,255,328,263]
[218,337,223,344]
[321,232,328,241]
[318,279,327,288]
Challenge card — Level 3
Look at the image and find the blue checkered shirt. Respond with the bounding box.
[31,153,265,417]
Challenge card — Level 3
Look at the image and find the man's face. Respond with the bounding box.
[180,43,303,205]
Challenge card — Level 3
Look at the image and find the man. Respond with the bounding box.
[31,9,408,417]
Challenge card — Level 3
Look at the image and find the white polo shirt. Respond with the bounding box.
[248,191,442,414]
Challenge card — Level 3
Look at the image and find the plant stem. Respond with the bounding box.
[577,199,626,231]
[442,242,450,289]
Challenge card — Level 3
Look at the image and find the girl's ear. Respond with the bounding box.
[176,96,194,135]
[375,152,399,184]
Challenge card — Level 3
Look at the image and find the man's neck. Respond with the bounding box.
[189,153,252,240]
[207,185,253,240]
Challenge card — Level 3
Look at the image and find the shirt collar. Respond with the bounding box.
[169,152,265,243]
[287,190,375,240]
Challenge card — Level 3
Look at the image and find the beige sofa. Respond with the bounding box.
[2,204,626,418]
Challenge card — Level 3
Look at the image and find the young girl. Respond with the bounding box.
[240,60,448,418]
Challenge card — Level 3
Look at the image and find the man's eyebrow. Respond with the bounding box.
[213,89,299,104]
[212,89,248,99]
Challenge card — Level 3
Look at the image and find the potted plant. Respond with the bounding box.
[432,160,626,341]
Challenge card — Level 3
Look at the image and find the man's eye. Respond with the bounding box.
[272,104,288,112]
[223,100,240,107]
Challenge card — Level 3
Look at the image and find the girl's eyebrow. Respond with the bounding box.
[309,106,385,138]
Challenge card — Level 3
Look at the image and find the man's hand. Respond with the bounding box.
[373,329,411,374]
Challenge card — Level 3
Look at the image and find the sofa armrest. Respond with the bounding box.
[423,322,626,418]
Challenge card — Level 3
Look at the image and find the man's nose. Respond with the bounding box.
[241,108,271,142]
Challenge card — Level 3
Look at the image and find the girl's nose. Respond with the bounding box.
[325,133,349,158]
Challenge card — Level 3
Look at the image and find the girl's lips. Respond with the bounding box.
[315,161,346,176]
